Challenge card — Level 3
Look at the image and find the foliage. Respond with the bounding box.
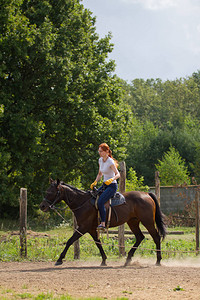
[0,0,132,216]
[155,146,191,186]
[127,77,200,129]
[192,144,200,183]
[126,167,149,192]
[124,76,200,185]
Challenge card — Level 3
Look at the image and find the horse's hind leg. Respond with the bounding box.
[124,218,145,267]
[143,223,162,265]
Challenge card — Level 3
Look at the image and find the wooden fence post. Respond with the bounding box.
[195,190,199,255]
[155,171,160,206]
[118,161,126,256]
[73,213,80,259]
[20,188,27,257]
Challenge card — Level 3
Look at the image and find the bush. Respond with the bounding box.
[126,168,149,192]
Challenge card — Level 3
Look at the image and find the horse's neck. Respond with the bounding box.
[62,186,88,209]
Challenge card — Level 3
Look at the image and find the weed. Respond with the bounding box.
[173,285,184,291]
[122,290,132,294]
[17,292,32,298]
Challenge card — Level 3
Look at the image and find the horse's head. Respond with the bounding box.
[40,178,62,212]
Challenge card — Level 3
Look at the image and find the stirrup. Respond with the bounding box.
[97,224,106,232]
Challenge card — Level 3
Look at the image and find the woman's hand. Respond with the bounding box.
[104,178,114,185]
[90,180,97,189]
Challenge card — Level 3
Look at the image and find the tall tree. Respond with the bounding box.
[0,0,132,215]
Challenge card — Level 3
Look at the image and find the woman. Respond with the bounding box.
[90,143,120,230]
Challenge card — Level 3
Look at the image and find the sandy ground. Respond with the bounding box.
[0,258,200,299]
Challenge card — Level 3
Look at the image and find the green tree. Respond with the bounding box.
[155,146,191,186]
[125,119,170,185]
[0,0,132,215]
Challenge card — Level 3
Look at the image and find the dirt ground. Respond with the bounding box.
[0,258,200,299]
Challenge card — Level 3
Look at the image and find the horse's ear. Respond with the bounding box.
[49,177,54,184]
[56,178,60,186]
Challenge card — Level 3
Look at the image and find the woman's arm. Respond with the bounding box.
[95,169,103,182]
[110,164,120,181]
[90,165,103,189]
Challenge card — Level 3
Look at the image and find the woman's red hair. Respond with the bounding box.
[99,143,118,168]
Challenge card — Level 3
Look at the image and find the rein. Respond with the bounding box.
[69,199,89,212]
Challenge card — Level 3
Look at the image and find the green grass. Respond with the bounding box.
[0,288,128,300]
[0,287,128,300]
[0,219,199,262]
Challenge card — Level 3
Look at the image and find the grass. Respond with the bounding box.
[0,218,199,263]
[0,288,128,300]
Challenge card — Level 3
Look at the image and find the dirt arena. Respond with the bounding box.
[0,258,200,299]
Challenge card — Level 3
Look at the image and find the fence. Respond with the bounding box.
[151,172,200,253]
[149,184,200,214]
[19,188,27,257]
[19,166,200,258]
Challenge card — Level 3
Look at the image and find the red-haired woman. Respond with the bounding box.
[90,143,120,230]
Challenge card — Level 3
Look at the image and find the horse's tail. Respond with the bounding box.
[148,192,167,240]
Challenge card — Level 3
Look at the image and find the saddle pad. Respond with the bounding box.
[90,192,126,207]
[111,192,126,206]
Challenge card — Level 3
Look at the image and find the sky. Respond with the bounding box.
[82,0,200,82]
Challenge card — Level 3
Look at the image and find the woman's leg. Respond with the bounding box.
[98,183,117,224]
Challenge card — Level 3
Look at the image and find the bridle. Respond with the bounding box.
[43,186,63,210]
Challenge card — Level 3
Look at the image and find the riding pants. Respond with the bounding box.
[97,183,118,223]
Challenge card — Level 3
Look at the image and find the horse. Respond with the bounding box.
[40,179,167,266]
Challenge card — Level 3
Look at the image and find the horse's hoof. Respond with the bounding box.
[156,262,161,266]
[101,261,107,266]
[55,260,63,266]
[124,259,131,267]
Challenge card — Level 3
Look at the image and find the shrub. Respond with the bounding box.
[155,146,191,186]
[126,167,149,192]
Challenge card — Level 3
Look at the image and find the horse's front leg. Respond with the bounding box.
[90,231,107,266]
[55,230,83,266]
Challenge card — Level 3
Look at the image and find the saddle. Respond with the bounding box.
[90,189,126,208]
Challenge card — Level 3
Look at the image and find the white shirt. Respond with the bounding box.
[99,157,117,183]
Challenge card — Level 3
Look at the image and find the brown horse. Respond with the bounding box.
[40,179,166,266]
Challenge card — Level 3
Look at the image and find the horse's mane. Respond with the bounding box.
[61,181,88,195]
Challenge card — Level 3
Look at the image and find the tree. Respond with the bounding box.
[155,146,191,186]
[0,0,132,215]
[125,119,171,185]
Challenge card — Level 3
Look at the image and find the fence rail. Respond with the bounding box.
[104,230,185,235]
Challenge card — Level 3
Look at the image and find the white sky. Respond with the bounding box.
[81,0,200,82]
